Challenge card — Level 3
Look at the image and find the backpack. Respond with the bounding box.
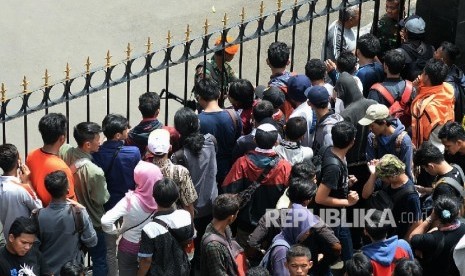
[31,204,87,253]
[312,145,343,184]
[365,183,416,211]
[259,239,290,273]
[400,42,435,81]
[371,130,408,157]
[370,81,413,127]
[432,164,465,214]
[202,233,248,276]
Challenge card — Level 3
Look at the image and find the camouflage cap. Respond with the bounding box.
[376,154,406,178]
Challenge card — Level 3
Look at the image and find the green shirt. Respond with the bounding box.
[59,144,110,228]
[376,14,400,56]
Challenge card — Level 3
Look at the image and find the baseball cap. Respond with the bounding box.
[358,104,390,126]
[262,86,286,108]
[287,75,311,103]
[376,154,406,178]
[399,15,425,34]
[306,85,330,105]
[147,129,171,155]
[215,36,239,55]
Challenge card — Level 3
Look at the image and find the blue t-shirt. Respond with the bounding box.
[199,110,242,183]
[356,62,385,97]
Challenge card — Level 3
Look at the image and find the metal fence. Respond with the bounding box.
[1,0,416,155]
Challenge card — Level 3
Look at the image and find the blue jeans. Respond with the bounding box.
[332,226,353,262]
[88,230,108,276]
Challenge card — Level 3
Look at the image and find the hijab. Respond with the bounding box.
[127,160,163,213]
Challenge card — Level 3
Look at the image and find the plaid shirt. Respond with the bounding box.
[200,223,236,276]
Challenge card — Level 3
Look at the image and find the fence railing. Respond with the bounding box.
[1,0,415,155]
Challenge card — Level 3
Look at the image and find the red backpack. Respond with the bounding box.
[370,246,410,275]
[371,81,413,128]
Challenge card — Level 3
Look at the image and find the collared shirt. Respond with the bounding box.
[153,158,198,208]
[60,144,110,228]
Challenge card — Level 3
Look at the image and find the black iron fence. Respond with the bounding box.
[1,0,415,155]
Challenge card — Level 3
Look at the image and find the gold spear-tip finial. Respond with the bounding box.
[43,69,51,88]
[260,1,265,18]
[277,0,282,11]
[145,37,153,54]
[64,63,71,81]
[1,83,6,102]
[185,24,192,42]
[105,50,112,68]
[85,56,92,75]
[125,43,133,61]
[240,7,246,23]
[21,76,29,94]
[203,18,210,36]
[222,13,229,29]
[294,0,298,6]
[166,30,173,47]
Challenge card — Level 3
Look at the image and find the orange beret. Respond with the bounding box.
[215,36,239,55]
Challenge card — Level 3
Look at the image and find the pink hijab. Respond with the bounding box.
[127,161,163,213]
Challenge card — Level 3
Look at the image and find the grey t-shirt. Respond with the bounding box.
[322,21,356,61]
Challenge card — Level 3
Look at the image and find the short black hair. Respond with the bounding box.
[0,143,19,173]
[253,100,274,123]
[195,78,221,101]
[365,210,390,241]
[138,92,161,118]
[287,178,317,204]
[229,79,255,109]
[45,170,69,199]
[153,178,179,208]
[246,266,270,276]
[255,128,278,149]
[212,194,240,220]
[424,58,448,86]
[393,259,423,276]
[336,51,357,74]
[267,42,290,68]
[434,196,460,224]
[413,141,444,166]
[331,121,356,149]
[102,114,129,139]
[285,117,307,141]
[286,244,311,263]
[439,41,461,64]
[73,122,102,147]
[438,121,465,142]
[345,252,373,276]
[38,113,67,145]
[305,59,326,81]
[9,217,37,238]
[357,34,380,59]
[384,50,405,75]
[60,261,86,276]
[290,161,316,180]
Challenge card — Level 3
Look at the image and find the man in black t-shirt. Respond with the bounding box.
[0,217,51,276]
[414,141,465,202]
[439,121,465,173]
[315,121,359,262]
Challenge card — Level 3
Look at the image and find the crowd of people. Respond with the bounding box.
[1,0,465,275]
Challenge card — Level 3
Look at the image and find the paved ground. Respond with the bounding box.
[1,0,383,155]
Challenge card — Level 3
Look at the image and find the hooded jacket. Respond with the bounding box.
[268,204,319,276]
[337,72,377,165]
[221,151,292,232]
[362,235,413,276]
[366,119,414,180]
[126,118,163,156]
[411,82,455,148]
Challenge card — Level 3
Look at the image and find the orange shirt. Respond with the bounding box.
[26,148,75,206]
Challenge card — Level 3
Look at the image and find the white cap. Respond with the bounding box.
[147,129,170,155]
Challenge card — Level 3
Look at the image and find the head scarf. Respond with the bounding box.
[127,161,163,213]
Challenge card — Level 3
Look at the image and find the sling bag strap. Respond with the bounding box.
[237,156,280,209]
[104,145,123,178]
[119,210,156,236]
[225,108,240,138]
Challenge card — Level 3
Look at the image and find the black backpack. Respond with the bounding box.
[366,184,416,211]
[400,42,435,81]
[445,66,465,124]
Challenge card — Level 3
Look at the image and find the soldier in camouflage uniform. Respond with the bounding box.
[194,36,239,107]
[374,0,402,59]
